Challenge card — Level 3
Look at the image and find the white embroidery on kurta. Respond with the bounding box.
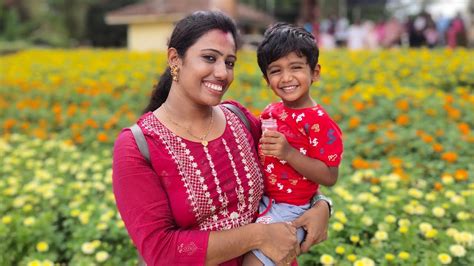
[141,107,264,231]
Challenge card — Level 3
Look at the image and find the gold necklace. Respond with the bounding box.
[162,104,214,147]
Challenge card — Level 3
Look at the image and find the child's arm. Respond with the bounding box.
[260,130,338,186]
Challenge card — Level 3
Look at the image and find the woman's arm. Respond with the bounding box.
[206,222,299,265]
[292,198,330,252]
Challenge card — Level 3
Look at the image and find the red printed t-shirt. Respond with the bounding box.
[260,102,343,205]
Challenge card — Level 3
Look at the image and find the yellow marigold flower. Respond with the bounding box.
[457,211,470,220]
[375,230,388,241]
[425,192,437,201]
[385,253,395,261]
[91,240,102,248]
[384,215,396,224]
[335,246,345,254]
[334,211,348,224]
[332,222,344,231]
[419,222,432,233]
[1,215,12,224]
[370,185,381,193]
[444,190,456,198]
[398,218,411,227]
[425,229,438,239]
[349,204,364,214]
[408,188,423,198]
[398,251,410,260]
[42,260,54,266]
[23,217,36,226]
[438,253,452,264]
[79,212,90,225]
[36,241,49,252]
[451,195,465,205]
[454,231,473,246]
[96,251,110,263]
[70,209,80,217]
[27,260,41,266]
[361,216,373,226]
[400,225,409,234]
[319,254,336,265]
[449,244,466,257]
[350,235,360,243]
[353,257,375,266]
[347,254,357,262]
[442,175,454,184]
[432,207,446,217]
[81,242,95,254]
[446,228,459,237]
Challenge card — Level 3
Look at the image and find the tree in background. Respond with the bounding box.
[0,0,139,47]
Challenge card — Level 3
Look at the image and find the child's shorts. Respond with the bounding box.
[252,195,310,266]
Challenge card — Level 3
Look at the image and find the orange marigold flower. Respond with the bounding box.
[421,134,434,143]
[447,107,461,120]
[395,99,409,111]
[396,114,410,126]
[97,132,108,142]
[3,118,16,130]
[434,182,443,191]
[353,100,365,111]
[349,116,361,129]
[432,143,443,153]
[458,123,470,135]
[367,123,378,132]
[389,157,403,168]
[455,169,468,182]
[352,157,370,169]
[370,177,381,184]
[441,152,458,163]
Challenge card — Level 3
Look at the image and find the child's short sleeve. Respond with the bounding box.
[307,112,343,167]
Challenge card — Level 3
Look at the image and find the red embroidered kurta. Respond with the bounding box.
[113,101,264,265]
[260,102,343,205]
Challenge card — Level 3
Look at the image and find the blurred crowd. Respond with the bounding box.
[303,11,470,50]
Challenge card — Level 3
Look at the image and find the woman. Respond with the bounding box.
[113,11,331,266]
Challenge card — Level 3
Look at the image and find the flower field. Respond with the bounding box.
[1,48,473,266]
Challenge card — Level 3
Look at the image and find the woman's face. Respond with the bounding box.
[175,29,236,107]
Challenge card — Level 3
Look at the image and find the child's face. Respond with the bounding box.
[265,52,320,108]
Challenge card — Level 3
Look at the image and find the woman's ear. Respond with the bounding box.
[311,64,321,82]
[167,47,181,67]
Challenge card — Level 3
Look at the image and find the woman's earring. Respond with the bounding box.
[171,65,179,82]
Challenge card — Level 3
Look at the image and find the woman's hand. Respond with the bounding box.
[292,201,329,252]
[258,222,300,264]
[260,131,294,161]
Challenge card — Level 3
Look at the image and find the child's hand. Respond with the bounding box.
[260,130,294,160]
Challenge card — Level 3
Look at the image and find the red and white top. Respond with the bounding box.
[113,101,264,265]
[260,102,343,206]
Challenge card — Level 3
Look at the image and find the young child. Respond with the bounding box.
[243,23,344,266]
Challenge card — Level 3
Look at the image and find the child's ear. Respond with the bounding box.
[311,64,321,82]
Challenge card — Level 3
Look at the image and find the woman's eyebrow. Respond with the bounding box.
[201,48,236,59]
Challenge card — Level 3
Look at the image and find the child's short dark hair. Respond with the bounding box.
[257,23,319,77]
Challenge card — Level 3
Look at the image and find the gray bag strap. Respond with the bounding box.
[130,123,150,162]
[222,103,251,132]
[129,123,150,266]
[222,103,259,149]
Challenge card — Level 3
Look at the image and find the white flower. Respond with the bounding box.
[96,251,110,262]
[449,244,466,257]
[432,207,445,217]
[81,242,96,254]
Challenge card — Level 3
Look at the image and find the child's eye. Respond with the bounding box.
[269,69,280,75]
[225,61,235,68]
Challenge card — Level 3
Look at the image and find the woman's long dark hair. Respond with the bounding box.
[142,11,239,113]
